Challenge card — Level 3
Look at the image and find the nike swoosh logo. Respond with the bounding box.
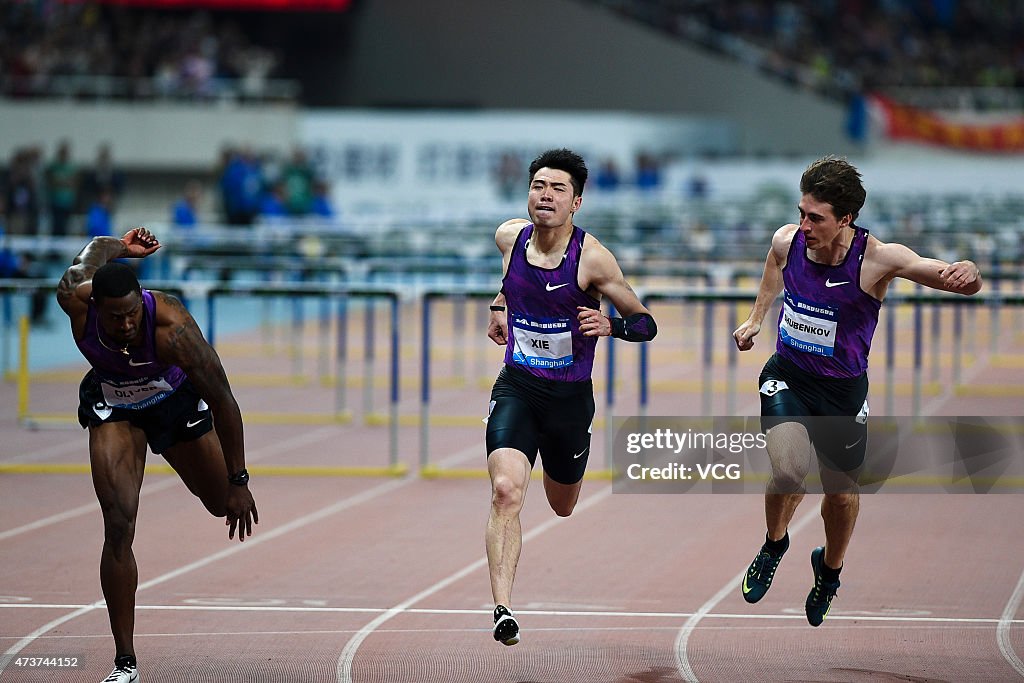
[573,448,589,459]
[186,418,205,428]
[742,575,753,594]
[545,282,569,292]
[844,437,863,450]
[128,359,153,366]
[825,279,851,288]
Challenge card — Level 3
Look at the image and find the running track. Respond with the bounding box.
[2,300,1023,682]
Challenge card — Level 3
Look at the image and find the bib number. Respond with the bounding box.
[510,313,574,369]
[779,291,838,357]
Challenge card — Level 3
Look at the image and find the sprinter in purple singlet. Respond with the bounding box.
[57,228,257,683]
[483,149,657,646]
[733,156,982,627]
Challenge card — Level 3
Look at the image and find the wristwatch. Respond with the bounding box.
[228,468,250,486]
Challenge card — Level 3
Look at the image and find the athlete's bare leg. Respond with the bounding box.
[89,422,148,659]
[486,448,532,607]
[542,473,582,517]
[764,421,814,540]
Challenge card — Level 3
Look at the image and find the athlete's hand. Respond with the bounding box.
[578,306,610,337]
[487,310,508,345]
[939,260,980,292]
[120,227,161,258]
[225,486,258,543]
[733,319,761,351]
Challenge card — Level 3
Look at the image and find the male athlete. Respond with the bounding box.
[484,148,657,645]
[57,228,258,682]
[733,156,981,626]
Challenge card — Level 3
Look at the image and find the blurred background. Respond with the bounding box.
[1,0,1022,431]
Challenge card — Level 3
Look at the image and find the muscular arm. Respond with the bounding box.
[487,219,528,346]
[56,229,161,320]
[577,236,656,340]
[869,240,982,298]
[154,292,246,476]
[733,225,793,351]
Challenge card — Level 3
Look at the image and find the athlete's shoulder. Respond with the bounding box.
[496,218,529,252]
[150,289,192,326]
[770,224,799,260]
[864,234,915,269]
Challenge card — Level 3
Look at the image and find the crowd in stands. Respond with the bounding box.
[1,141,124,238]
[0,0,285,100]
[590,0,1024,100]
[213,145,335,227]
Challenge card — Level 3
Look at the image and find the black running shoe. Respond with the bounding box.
[805,546,840,627]
[741,544,786,603]
[492,604,520,646]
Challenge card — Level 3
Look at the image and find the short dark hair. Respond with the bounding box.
[528,148,588,196]
[799,155,866,221]
[92,262,141,303]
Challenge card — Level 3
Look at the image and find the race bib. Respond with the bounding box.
[101,376,175,410]
[510,313,574,369]
[779,291,838,357]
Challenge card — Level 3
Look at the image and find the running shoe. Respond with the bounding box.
[102,655,138,682]
[741,543,786,603]
[492,604,520,646]
[805,546,840,627]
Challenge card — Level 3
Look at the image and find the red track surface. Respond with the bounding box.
[2,301,1023,682]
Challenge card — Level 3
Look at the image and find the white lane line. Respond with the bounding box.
[674,506,820,683]
[0,475,410,673]
[997,566,1024,678]
[336,486,613,683]
[3,602,1022,625]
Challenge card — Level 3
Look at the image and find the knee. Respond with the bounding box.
[768,469,805,495]
[550,501,575,518]
[202,497,227,518]
[101,508,136,550]
[490,474,525,514]
[823,491,858,511]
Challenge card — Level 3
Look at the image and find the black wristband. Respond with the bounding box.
[489,305,505,312]
[228,468,249,486]
[610,312,657,342]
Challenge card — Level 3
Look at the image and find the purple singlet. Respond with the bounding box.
[76,289,186,409]
[501,224,600,383]
[776,227,882,379]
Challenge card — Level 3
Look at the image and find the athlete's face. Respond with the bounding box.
[798,193,851,249]
[96,291,144,346]
[527,168,582,229]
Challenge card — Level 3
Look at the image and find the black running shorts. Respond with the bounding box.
[78,371,213,454]
[485,365,595,485]
[758,353,869,472]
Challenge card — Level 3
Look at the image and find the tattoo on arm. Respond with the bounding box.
[157,293,233,398]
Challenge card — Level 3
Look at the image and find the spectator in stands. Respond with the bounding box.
[219,146,263,226]
[258,181,288,220]
[309,178,336,219]
[45,139,80,237]
[171,180,204,229]
[82,144,126,210]
[634,152,663,191]
[282,148,314,216]
[0,203,49,326]
[593,158,622,193]
[2,147,42,236]
[86,187,115,238]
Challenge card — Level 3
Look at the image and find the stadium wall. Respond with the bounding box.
[0,100,298,170]
[340,0,858,156]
